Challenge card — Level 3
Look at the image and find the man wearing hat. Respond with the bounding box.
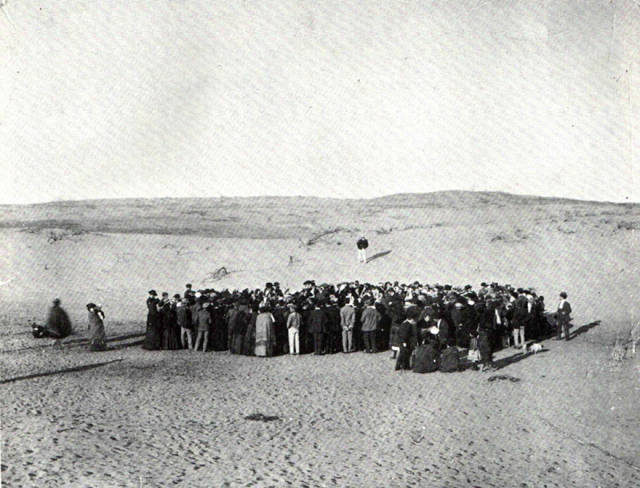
[308,300,328,355]
[555,292,572,340]
[184,284,195,301]
[177,296,193,350]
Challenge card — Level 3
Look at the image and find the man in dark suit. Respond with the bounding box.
[308,300,327,355]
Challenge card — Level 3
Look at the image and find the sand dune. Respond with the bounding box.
[1,192,639,487]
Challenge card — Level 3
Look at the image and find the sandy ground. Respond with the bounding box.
[1,335,639,487]
[1,194,639,486]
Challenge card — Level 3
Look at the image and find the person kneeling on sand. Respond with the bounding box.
[87,303,107,351]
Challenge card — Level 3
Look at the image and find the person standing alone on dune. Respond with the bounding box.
[356,236,369,263]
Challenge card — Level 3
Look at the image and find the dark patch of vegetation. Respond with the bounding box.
[488,374,521,383]
[616,221,639,231]
[244,413,281,422]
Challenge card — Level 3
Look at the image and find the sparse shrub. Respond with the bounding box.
[611,322,640,361]
[616,221,639,231]
[306,227,344,246]
[203,267,230,283]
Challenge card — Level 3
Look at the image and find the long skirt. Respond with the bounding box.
[242,322,256,356]
[89,321,107,352]
[395,345,413,370]
[211,319,227,351]
[230,332,244,354]
[163,323,181,350]
[143,316,163,350]
[478,330,493,365]
[255,323,275,357]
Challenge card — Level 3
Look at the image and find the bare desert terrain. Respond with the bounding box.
[1,192,639,487]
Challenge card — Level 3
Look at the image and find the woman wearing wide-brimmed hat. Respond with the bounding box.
[142,290,162,350]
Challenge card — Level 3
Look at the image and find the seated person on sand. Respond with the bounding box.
[34,298,73,340]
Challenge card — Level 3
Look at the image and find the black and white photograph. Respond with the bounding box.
[1,1,639,486]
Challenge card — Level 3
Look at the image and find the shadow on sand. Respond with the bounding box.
[0,358,124,385]
[567,320,601,340]
[366,250,392,263]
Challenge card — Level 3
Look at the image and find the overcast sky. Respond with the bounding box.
[1,0,637,204]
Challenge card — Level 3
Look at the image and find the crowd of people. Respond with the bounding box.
[142,280,572,372]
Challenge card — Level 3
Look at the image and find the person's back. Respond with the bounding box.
[413,343,439,373]
[439,346,460,373]
[308,308,327,333]
[45,300,72,339]
[340,303,355,329]
[360,306,380,332]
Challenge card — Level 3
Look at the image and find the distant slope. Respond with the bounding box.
[0,191,637,239]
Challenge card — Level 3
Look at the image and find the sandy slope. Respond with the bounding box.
[1,193,639,487]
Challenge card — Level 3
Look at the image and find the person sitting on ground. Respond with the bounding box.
[41,298,73,339]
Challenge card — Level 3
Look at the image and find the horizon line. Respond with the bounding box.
[0,189,637,207]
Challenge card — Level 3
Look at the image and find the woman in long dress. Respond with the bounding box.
[242,304,258,356]
[143,290,162,350]
[87,303,106,351]
[255,305,276,357]
[161,296,181,350]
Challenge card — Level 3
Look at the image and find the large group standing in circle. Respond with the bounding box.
[141,280,572,373]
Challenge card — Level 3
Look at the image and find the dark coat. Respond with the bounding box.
[45,305,72,339]
[176,304,191,329]
[397,319,417,349]
[308,308,328,334]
